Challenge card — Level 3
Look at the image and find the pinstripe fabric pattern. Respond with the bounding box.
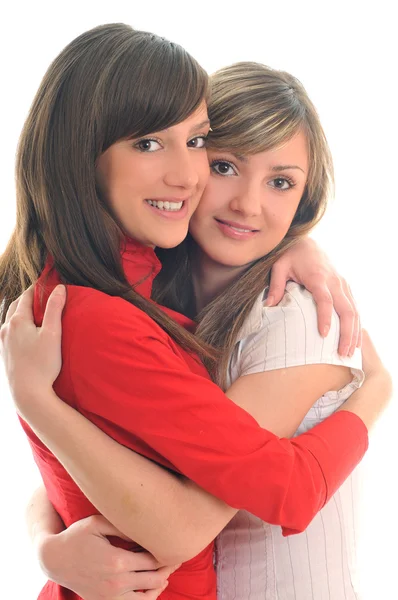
[216,283,365,599]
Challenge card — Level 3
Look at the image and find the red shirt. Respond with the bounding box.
[22,238,368,600]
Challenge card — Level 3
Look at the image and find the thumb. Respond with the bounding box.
[266,263,288,306]
[85,514,132,541]
[41,285,67,335]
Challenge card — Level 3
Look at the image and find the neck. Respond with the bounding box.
[191,248,248,314]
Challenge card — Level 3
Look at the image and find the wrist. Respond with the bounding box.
[35,531,64,580]
[14,387,61,425]
[339,369,392,430]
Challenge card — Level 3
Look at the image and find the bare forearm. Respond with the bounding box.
[338,369,392,429]
[26,485,66,578]
[26,485,65,543]
[20,389,235,564]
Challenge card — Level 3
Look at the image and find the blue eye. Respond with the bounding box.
[135,139,162,152]
[210,160,237,176]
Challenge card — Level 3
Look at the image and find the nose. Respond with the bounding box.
[163,147,200,190]
[229,182,262,217]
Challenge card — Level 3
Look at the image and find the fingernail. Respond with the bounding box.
[340,345,349,357]
[323,325,330,337]
[162,581,169,590]
[265,295,274,307]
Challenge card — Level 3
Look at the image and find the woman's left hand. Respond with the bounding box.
[267,238,360,357]
[0,285,66,408]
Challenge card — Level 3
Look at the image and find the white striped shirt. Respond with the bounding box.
[216,282,365,600]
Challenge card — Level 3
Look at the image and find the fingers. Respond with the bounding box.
[309,283,334,338]
[4,298,20,324]
[267,261,289,306]
[323,277,356,357]
[126,551,163,572]
[135,582,169,599]
[41,285,66,335]
[342,280,361,356]
[11,286,35,321]
[102,566,172,598]
[82,514,131,540]
[126,567,171,591]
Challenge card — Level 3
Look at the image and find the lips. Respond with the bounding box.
[215,218,259,232]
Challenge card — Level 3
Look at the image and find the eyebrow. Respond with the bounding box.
[230,154,305,174]
[191,119,211,132]
[232,152,248,163]
[271,164,306,174]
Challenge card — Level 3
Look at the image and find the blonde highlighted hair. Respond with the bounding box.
[154,62,334,386]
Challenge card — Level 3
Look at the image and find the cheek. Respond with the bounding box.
[197,176,233,213]
[199,157,210,183]
[263,207,296,243]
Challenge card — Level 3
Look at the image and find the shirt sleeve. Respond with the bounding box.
[66,291,368,535]
[238,282,364,388]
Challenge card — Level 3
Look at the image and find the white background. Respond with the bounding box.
[0,1,397,598]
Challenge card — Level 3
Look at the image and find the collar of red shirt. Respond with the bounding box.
[34,236,195,331]
[120,236,161,298]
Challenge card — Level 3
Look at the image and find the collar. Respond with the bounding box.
[35,237,162,322]
[120,237,161,298]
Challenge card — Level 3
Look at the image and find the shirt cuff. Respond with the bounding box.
[294,410,368,504]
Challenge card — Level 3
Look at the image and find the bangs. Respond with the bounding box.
[207,82,306,156]
[98,33,208,149]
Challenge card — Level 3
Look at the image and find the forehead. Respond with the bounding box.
[260,130,309,165]
[161,101,209,134]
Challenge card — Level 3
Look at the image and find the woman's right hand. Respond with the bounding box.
[36,514,176,599]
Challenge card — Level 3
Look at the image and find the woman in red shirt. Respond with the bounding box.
[0,23,391,600]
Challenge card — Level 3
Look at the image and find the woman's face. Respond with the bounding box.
[189,129,309,267]
[96,102,210,248]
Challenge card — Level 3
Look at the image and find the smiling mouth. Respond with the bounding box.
[146,200,185,212]
[215,219,259,233]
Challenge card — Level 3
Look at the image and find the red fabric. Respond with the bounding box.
[21,238,369,599]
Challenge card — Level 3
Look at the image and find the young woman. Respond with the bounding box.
[0,24,391,600]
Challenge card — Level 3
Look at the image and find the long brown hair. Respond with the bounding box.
[154,62,334,387]
[0,23,218,363]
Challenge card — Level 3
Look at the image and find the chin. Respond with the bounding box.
[155,233,188,249]
[208,252,254,269]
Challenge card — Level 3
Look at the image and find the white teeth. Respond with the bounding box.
[229,225,252,233]
[146,200,183,211]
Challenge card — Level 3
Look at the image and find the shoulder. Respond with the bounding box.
[240,282,324,340]
[235,283,363,377]
[264,281,321,324]
[62,285,169,344]
[259,282,336,338]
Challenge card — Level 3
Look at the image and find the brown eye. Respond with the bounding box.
[135,139,161,152]
[269,177,292,190]
[211,161,236,176]
[188,136,207,148]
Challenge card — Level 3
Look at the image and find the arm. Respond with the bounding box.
[26,362,389,585]
[268,237,360,356]
[27,487,172,600]
[227,364,352,437]
[1,288,376,558]
[227,282,362,436]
